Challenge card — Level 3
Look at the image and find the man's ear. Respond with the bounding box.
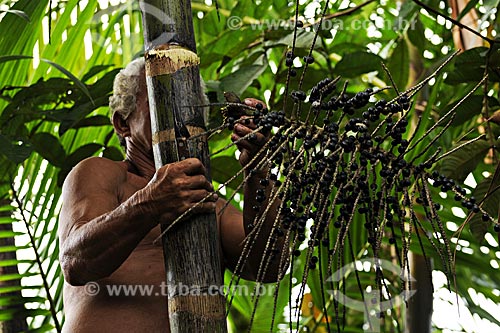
[112,112,131,138]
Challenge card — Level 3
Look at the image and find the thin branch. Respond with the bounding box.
[433,134,486,163]
[10,183,61,333]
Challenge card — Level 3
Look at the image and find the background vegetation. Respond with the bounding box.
[0,0,500,332]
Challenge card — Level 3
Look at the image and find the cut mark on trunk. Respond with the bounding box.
[168,294,226,319]
[152,126,206,145]
[145,46,200,77]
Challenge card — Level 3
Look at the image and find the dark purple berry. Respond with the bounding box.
[303,55,314,64]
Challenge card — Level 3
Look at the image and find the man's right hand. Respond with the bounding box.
[139,158,217,226]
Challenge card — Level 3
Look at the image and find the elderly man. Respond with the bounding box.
[58,58,280,332]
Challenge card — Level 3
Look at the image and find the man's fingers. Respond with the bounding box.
[188,190,218,203]
[235,117,271,139]
[233,125,267,147]
[187,175,214,192]
[233,123,251,136]
[180,158,206,176]
[238,116,257,130]
[188,201,216,214]
[191,201,217,214]
[233,137,257,153]
[243,97,267,110]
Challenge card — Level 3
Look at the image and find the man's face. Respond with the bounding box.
[126,72,153,159]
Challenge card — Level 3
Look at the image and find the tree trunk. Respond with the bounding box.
[406,252,433,333]
[139,1,227,332]
[448,0,483,50]
[406,33,433,333]
[0,199,28,333]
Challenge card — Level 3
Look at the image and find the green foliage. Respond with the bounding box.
[439,140,492,182]
[1,0,500,332]
[334,51,383,77]
[470,171,500,241]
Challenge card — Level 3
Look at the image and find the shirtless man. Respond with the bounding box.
[58,58,280,332]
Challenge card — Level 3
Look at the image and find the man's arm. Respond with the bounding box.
[58,157,216,285]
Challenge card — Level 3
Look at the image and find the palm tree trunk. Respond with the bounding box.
[448,0,483,50]
[406,252,433,333]
[0,199,28,333]
[406,33,433,333]
[139,1,227,332]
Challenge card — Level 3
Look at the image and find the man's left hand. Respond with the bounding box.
[230,98,269,168]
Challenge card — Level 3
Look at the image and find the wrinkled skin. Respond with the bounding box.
[58,72,282,333]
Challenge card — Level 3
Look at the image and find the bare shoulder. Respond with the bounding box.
[59,157,128,236]
[60,157,128,219]
[65,156,127,183]
[62,156,127,196]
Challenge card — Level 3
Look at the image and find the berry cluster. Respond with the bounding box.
[224,76,496,284]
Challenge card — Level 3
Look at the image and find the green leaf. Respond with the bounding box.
[456,0,480,21]
[0,308,51,321]
[467,302,500,327]
[30,132,66,167]
[41,58,94,103]
[102,146,124,161]
[439,140,491,182]
[24,323,55,333]
[0,9,30,22]
[439,95,497,127]
[387,40,410,91]
[270,30,318,49]
[200,9,225,37]
[469,175,500,241]
[0,295,46,307]
[444,47,500,84]
[0,244,30,253]
[220,55,268,96]
[81,64,114,83]
[0,134,33,164]
[0,230,23,238]
[65,143,103,167]
[57,143,103,186]
[398,0,419,22]
[334,51,383,77]
[0,259,32,267]
[211,155,243,191]
[407,17,425,51]
[58,95,111,135]
[0,216,16,224]
[0,272,38,281]
[69,115,111,130]
[0,55,93,102]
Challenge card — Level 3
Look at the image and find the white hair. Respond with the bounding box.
[109,57,145,120]
[109,57,209,133]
